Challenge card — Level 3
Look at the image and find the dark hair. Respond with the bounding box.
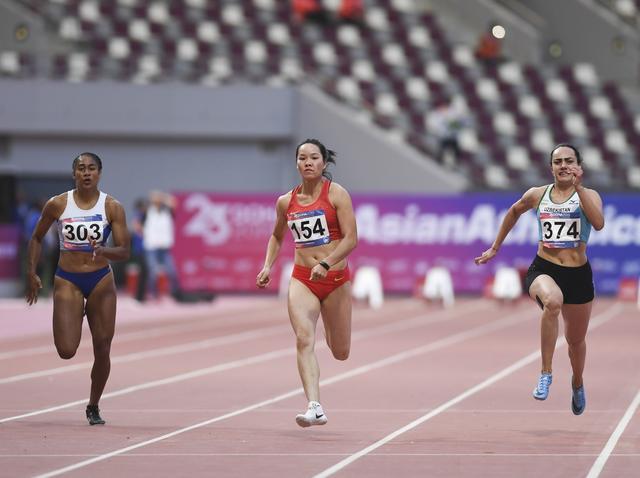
[295,138,336,180]
[72,152,103,171]
[550,143,582,166]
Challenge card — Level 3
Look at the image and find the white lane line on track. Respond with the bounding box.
[0,299,490,422]
[7,453,640,458]
[0,348,294,424]
[1,300,489,422]
[0,325,289,384]
[0,298,429,373]
[1,298,429,361]
[0,300,422,361]
[313,303,624,478]
[0,300,305,362]
[585,387,640,478]
[0,299,486,385]
[32,304,528,478]
[0,314,276,361]
[0,408,627,414]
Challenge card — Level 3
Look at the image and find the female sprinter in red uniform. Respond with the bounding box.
[256,138,358,427]
[475,144,604,415]
[26,153,130,425]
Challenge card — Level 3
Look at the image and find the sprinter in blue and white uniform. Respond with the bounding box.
[26,153,130,425]
[475,144,604,415]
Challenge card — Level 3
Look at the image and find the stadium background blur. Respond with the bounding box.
[0,0,639,300]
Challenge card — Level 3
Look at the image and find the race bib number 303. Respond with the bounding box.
[61,216,104,251]
[287,209,330,248]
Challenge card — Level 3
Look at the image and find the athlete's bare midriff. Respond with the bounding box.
[294,239,347,270]
[536,242,588,267]
[58,251,110,273]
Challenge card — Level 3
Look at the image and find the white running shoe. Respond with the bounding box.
[295,401,328,428]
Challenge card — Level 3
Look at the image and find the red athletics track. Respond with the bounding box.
[0,295,638,477]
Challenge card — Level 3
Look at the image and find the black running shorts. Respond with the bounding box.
[524,255,594,304]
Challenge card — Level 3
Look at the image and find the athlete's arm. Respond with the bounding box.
[25,196,63,305]
[571,166,604,230]
[92,197,130,262]
[257,194,289,288]
[319,183,357,268]
[474,186,543,265]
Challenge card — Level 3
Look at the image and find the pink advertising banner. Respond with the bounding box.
[173,192,640,295]
[173,193,293,293]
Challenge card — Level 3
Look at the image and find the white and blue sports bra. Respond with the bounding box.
[537,185,591,248]
[57,190,111,252]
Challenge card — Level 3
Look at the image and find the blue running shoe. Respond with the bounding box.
[572,385,586,415]
[533,372,553,400]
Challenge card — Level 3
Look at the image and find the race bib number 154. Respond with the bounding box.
[287,209,330,248]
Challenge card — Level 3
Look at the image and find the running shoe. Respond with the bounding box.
[86,404,106,425]
[295,401,327,428]
[532,372,553,400]
[571,385,586,415]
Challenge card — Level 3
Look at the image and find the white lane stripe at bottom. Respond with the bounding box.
[313,303,623,478]
[1,299,488,423]
[33,304,531,478]
[585,387,640,478]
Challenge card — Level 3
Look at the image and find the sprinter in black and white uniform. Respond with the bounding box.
[475,144,604,415]
[26,153,130,425]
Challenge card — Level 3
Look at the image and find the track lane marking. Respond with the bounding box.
[313,303,624,478]
[586,387,640,478]
[31,304,529,478]
[1,300,491,422]
[0,299,427,374]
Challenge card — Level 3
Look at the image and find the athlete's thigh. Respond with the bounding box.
[52,276,85,347]
[320,282,352,345]
[561,302,592,343]
[85,272,117,341]
[288,278,322,335]
[528,274,563,304]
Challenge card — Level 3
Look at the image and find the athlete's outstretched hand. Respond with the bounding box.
[25,272,42,305]
[474,247,498,265]
[256,266,271,288]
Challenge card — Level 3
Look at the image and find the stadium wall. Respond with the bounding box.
[0,79,465,213]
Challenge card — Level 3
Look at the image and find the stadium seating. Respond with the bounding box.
[3,0,640,190]
[593,0,640,26]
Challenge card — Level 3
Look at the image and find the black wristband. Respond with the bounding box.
[319,260,331,271]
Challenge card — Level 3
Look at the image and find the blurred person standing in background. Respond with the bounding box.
[143,190,180,301]
[426,96,467,169]
[128,197,148,302]
[25,152,130,425]
[256,138,358,428]
[475,144,604,415]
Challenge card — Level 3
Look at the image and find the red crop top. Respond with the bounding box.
[286,180,343,248]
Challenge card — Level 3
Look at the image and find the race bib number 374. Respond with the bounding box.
[541,216,580,248]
